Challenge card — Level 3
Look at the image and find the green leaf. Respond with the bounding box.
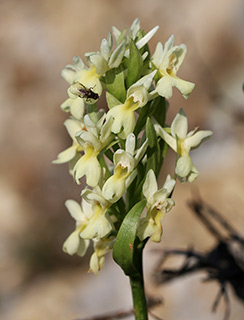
[145,119,159,174]
[104,148,114,162]
[134,102,150,136]
[113,199,146,275]
[105,66,126,102]
[146,117,157,148]
[154,137,168,177]
[150,96,167,127]
[126,40,143,88]
[134,96,167,137]
[106,91,122,109]
[145,145,157,173]
[87,103,98,124]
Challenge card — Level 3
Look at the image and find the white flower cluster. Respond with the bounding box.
[54,19,212,274]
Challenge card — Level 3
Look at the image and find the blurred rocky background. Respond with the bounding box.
[0,0,243,319]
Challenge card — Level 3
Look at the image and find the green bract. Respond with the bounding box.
[54,19,212,277]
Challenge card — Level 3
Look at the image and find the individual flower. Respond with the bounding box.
[61,56,103,119]
[62,199,93,256]
[102,133,149,203]
[107,71,156,138]
[81,187,114,239]
[89,237,115,274]
[137,170,176,242]
[102,133,136,203]
[53,118,84,164]
[151,35,195,99]
[85,34,126,72]
[154,109,213,182]
[73,114,114,187]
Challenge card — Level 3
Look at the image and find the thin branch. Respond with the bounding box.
[74,308,134,320]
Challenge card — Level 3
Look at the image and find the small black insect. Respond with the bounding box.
[73,81,99,102]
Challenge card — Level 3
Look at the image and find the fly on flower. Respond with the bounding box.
[70,81,99,102]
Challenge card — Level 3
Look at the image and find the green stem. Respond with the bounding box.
[129,273,148,320]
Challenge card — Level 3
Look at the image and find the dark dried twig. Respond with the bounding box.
[74,309,134,320]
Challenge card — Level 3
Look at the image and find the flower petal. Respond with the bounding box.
[134,138,148,166]
[136,26,159,50]
[188,166,199,182]
[129,70,157,91]
[100,38,111,61]
[125,133,136,155]
[65,199,83,221]
[74,155,101,187]
[52,145,77,164]
[89,252,104,274]
[167,44,187,73]
[175,155,193,177]
[63,229,80,255]
[174,77,195,99]
[163,34,175,53]
[100,116,114,145]
[76,131,101,151]
[73,56,86,71]
[137,217,155,241]
[69,98,85,119]
[76,238,90,257]
[89,54,107,75]
[143,170,158,202]
[108,42,126,69]
[102,175,125,203]
[156,75,174,99]
[171,109,188,139]
[154,123,177,152]
[82,188,109,208]
[81,209,113,239]
[108,103,136,139]
[162,175,176,194]
[61,68,76,84]
[137,217,162,242]
[151,42,163,67]
[64,119,84,140]
[185,130,213,150]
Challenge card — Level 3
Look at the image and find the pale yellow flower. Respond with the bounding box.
[152,35,195,99]
[154,109,213,182]
[102,134,148,203]
[107,71,156,138]
[73,114,114,186]
[81,187,114,239]
[89,237,114,274]
[137,170,175,242]
[62,199,92,256]
[61,56,103,119]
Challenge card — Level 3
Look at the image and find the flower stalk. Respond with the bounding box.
[130,273,148,320]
